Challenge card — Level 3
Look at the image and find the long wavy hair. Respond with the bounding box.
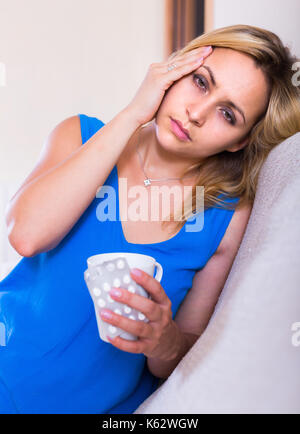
[151,24,300,234]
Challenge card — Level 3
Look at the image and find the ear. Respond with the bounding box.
[226,135,249,153]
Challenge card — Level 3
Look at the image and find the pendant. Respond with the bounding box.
[144,178,151,187]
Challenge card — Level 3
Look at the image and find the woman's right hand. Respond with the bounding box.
[125,45,213,126]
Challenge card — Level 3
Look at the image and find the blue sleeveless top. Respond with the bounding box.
[0,114,239,414]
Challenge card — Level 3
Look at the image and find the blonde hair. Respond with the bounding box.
[156,24,300,233]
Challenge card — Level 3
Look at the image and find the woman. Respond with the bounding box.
[0,24,299,414]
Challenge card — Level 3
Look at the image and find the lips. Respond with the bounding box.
[171,118,191,141]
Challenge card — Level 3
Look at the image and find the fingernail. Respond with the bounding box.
[110,288,122,298]
[203,46,212,53]
[131,268,142,277]
[101,310,112,319]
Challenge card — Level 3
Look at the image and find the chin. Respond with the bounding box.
[155,115,186,152]
[156,125,177,151]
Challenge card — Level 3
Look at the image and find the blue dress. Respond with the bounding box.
[0,114,239,414]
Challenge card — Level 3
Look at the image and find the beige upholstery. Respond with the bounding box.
[134,132,300,414]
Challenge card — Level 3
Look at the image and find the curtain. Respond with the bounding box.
[164,0,205,58]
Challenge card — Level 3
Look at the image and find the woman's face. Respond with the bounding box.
[155,47,270,161]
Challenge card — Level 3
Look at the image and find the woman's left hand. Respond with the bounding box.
[99,268,178,361]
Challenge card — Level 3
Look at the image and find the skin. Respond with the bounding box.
[137,47,270,179]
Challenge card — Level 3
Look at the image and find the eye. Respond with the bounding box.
[193,73,236,126]
[220,109,236,125]
[193,74,207,91]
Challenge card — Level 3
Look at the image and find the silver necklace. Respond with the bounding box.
[135,133,195,187]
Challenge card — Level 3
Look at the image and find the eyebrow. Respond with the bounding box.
[201,65,246,125]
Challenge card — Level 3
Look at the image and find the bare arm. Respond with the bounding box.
[147,204,252,379]
[146,250,237,379]
[5,108,140,257]
[173,205,253,335]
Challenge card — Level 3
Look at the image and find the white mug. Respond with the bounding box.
[85,252,163,342]
[87,252,163,282]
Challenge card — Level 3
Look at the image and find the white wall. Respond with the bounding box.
[0,0,164,185]
[213,0,300,58]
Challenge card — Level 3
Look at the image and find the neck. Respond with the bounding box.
[137,121,200,180]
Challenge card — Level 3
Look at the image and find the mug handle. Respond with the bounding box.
[153,261,163,282]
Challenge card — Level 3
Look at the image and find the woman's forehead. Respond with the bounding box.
[202,48,269,122]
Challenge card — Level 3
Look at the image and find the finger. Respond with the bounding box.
[100,308,153,339]
[107,334,145,354]
[159,51,211,87]
[165,45,212,67]
[184,45,213,59]
[130,268,171,307]
[109,285,161,322]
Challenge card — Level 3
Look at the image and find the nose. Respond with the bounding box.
[186,101,209,127]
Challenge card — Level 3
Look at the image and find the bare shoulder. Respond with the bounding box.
[44,115,82,155]
[29,114,82,169]
[215,202,253,256]
[8,115,82,203]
